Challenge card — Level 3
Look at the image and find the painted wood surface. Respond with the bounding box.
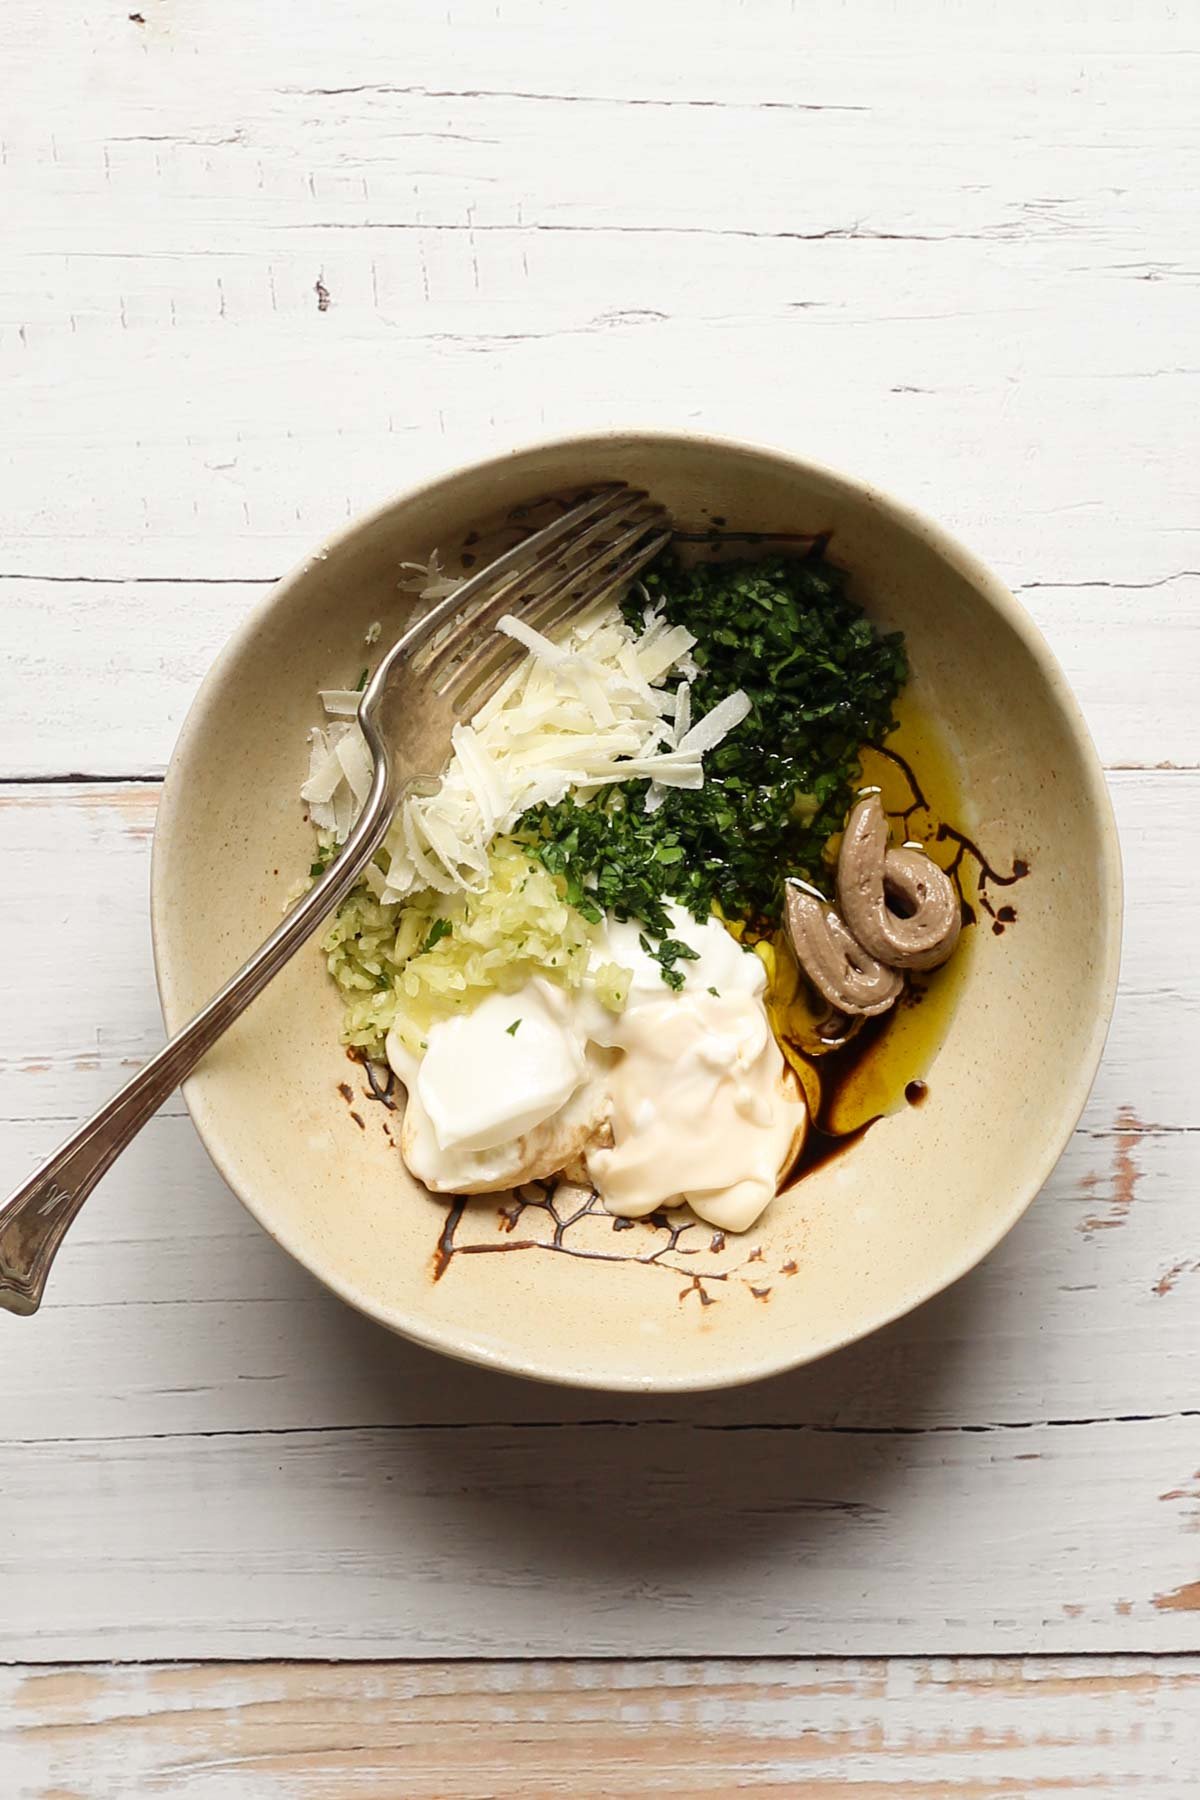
[3,3,1198,592]
[7,1413,1200,1661]
[4,1658,1199,1799]
[2,0,1198,1787]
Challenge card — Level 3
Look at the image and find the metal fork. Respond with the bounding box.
[0,484,670,1315]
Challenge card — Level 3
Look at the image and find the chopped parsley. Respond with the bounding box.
[517,550,906,971]
[418,917,453,955]
[355,666,369,691]
[638,931,701,991]
[505,1018,521,1036]
[310,838,338,880]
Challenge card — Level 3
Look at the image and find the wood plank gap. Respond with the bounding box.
[281,85,872,113]
[6,1408,1199,1450]
[0,574,276,587]
[4,1647,1197,1669]
[0,772,164,787]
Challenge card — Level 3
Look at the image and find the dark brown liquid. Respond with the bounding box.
[431,1183,737,1288]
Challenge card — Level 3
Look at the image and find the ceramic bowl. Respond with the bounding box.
[151,432,1122,1391]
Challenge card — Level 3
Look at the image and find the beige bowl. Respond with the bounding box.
[151,433,1122,1392]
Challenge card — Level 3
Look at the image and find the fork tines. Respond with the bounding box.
[422,485,671,712]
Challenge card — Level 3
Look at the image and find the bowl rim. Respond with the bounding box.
[151,427,1124,1393]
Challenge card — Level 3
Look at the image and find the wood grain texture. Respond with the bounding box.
[4,1657,1199,1797]
[1,0,1198,1757]
[5,1413,1200,1660]
[2,2,1198,593]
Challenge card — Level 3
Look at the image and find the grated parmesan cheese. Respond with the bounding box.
[301,577,749,904]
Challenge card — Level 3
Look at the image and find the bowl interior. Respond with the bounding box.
[152,434,1120,1391]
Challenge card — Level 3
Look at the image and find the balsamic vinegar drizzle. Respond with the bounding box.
[935,823,1029,932]
[426,1183,804,1306]
[432,1183,731,1288]
[361,1056,398,1109]
[872,741,930,819]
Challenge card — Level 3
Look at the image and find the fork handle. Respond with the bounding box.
[0,769,395,1317]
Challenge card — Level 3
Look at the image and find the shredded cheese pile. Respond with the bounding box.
[301,584,750,903]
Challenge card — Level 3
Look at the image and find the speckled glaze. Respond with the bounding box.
[151,433,1122,1392]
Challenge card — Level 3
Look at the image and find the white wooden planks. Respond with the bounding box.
[4,1656,1199,1799]
[3,1415,1199,1660]
[2,3,1198,586]
[1,0,1198,1749]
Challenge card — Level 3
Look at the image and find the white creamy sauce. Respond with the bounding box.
[586,991,800,1234]
[385,904,806,1231]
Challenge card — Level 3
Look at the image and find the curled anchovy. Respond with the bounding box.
[784,883,905,1017]
[837,793,961,972]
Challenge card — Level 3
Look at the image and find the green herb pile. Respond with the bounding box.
[517,551,906,971]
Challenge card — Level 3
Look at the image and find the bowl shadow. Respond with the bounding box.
[321,1262,979,1589]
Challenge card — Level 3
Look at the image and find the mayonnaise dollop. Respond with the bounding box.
[385,904,806,1230]
[586,990,802,1233]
